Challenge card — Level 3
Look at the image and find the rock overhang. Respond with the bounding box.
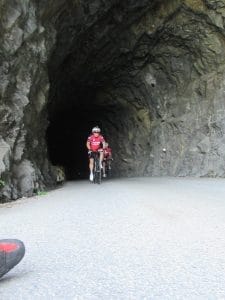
[1,0,225,200]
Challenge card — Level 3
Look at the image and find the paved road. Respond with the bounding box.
[0,177,225,299]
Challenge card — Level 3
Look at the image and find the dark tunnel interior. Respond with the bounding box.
[44,0,222,181]
[44,1,167,181]
[46,85,121,180]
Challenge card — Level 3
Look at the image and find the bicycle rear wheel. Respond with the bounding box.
[106,168,112,178]
[106,160,112,178]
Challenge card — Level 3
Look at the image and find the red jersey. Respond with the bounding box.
[104,147,112,158]
[87,134,105,152]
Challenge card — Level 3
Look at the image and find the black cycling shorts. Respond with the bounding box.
[88,151,99,159]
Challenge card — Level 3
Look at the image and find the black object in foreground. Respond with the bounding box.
[0,239,25,279]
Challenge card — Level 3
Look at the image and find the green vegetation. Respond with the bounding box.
[0,179,5,189]
[36,191,48,196]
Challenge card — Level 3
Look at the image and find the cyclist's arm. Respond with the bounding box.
[86,141,91,151]
[101,137,106,149]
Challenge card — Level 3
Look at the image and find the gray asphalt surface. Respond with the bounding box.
[0,177,225,299]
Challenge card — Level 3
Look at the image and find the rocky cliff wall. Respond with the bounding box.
[0,0,58,200]
[100,0,225,177]
[1,0,225,201]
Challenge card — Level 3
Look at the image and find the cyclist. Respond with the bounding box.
[103,142,112,178]
[86,126,105,181]
[0,239,25,279]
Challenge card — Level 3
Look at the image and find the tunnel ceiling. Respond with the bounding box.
[1,0,225,200]
[48,0,159,114]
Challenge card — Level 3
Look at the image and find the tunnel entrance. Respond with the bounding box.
[2,0,225,202]
[46,73,152,180]
[45,1,161,181]
[45,74,140,180]
[45,0,225,181]
[46,85,115,180]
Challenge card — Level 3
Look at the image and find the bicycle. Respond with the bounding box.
[92,152,102,184]
[104,158,113,178]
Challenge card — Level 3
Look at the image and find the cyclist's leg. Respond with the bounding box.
[108,158,111,170]
[103,159,106,177]
[99,151,104,168]
[89,157,94,181]
[89,158,94,172]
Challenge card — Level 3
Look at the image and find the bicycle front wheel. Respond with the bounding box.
[93,154,101,184]
[97,168,102,184]
[94,170,101,184]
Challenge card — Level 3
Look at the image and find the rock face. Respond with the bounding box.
[1,0,225,200]
[0,0,57,200]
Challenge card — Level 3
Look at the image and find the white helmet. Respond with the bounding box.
[92,126,101,133]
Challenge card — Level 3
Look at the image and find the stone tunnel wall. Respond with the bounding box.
[1,0,225,201]
[92,0,225,177]
[0,0,58,200]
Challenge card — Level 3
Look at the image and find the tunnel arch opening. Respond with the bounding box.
[46,86,119,180]
[45,0,225,182]
[46,77,151,180]
[45,2,156,180]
